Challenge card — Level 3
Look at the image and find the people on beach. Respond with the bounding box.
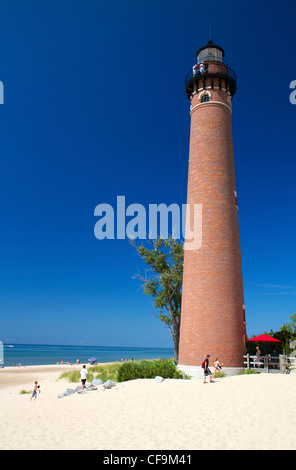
[30,381,40,401]
[202,355,214,383]
[80,365,88,390]
[214,358,223,376]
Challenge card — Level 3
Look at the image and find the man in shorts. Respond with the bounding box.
[203,355,214,383]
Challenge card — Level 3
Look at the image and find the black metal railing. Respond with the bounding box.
[185,61,236,87]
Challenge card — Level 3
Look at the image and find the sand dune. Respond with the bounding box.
[0,365,295,450]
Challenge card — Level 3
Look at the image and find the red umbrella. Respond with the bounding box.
[246,334,282,343]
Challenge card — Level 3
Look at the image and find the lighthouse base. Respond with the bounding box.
[178,364,245,380]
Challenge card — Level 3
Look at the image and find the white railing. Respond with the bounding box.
[282,356,296,373]
[243,354,285,373]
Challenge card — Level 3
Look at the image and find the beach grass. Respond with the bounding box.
[89,362,121,382]
[239,369,261,375]
[59,359,188,383]
[213,371,227,379]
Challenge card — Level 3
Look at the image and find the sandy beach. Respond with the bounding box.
[0,364,296,450]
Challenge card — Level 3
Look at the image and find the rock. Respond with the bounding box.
[92,378,104,386]
[85,384,97,391]
[155,376,164,383]
[103,380,116,389]
[59,388,75,398]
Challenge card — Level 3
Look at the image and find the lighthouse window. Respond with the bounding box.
[201,94,209,103]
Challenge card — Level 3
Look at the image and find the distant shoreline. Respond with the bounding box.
[0,362,98,391]
[2,343,174,367]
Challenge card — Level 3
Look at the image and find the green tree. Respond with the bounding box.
[132,237,183,362]
[264,315,296,355]
[281,313,296,337]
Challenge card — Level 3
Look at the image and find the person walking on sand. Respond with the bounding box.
[202,355,214,383]
[30,381,40,401]
[80,365,88,390]
[214,358,223,377]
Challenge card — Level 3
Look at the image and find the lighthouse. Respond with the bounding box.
[178,40,247,377]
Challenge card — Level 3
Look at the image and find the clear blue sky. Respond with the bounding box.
[0,0,296,347]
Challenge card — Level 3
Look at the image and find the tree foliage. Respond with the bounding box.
[132,237,183,362]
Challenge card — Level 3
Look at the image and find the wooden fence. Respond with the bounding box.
[243,354,296,373]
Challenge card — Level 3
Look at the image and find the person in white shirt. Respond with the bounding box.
[80,365,88,390]
[199,62,205,74]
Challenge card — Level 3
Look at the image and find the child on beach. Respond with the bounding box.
[30,381,40,401]
[214,358,223,377]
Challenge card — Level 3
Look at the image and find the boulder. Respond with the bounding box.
[58,388,75,398]
[103,380,116,389]
[85,384,97,391]
[155,376,164,383]
[92,378,104,386]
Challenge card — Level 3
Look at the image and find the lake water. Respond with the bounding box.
[2,343,174,367]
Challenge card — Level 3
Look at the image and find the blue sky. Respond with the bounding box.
[0,0,296,347]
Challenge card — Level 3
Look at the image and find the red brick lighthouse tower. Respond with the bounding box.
[178,40,247,377]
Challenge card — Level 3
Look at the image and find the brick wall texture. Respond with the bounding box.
[178,80,247,368]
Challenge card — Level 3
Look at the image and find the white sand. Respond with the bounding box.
[0,365,296,450]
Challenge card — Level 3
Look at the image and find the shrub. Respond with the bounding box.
[117,359,187,382]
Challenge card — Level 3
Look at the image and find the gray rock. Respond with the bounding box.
[92,378,104,386]
[103,380,116,389]
[85,384,97,391]
[60,388,75,397]
[155,376,164,383]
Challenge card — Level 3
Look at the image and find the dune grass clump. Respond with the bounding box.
[239,369,261,375]
[59,359,188,383]
[88,362,121,382]
[213,371,227,379]
[59,370,94,383]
